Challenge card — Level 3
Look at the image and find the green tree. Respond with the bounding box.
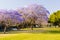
[49,10,60,27]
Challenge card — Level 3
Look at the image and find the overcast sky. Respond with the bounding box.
[0,0,60,13]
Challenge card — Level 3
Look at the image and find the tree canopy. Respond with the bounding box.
[17,4,50,26]
[49,10,60,26]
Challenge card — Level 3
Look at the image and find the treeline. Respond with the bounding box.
[0,4,49,33]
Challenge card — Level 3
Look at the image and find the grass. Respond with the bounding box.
[0,28,60,40]
[0,33,60,40]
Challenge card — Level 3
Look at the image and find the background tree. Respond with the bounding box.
[49,10,60,27]
[17,4,49,28]
[0,10,24,33]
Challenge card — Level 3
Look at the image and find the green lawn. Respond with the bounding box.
[0,28,60,40]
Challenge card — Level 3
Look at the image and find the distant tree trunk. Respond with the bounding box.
[4,26,7,34]
[31,24,33,30]
[17,25,20,31]
[58,23,60,27]
[0,21,7,34]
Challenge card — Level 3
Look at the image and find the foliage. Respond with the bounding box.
[17,4,49,27]
[49,10,60,26]
[0,4,49,33]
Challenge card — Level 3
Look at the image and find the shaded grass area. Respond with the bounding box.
[0,28,60,40]
[0,28,60,34]
[5,28,60,34]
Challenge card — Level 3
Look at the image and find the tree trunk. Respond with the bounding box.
[4,26,7,34]
[31,25,33,30]
[17,26,20,31]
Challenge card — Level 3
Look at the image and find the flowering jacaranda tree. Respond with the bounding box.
[28,4,50,27]
[17,4,50,29]
[0,4,50,33]
[0,9,24,33]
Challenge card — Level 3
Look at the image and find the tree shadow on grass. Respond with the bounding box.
[6,30,60,34]
[0,29,60,34]
[45,30,60,34]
